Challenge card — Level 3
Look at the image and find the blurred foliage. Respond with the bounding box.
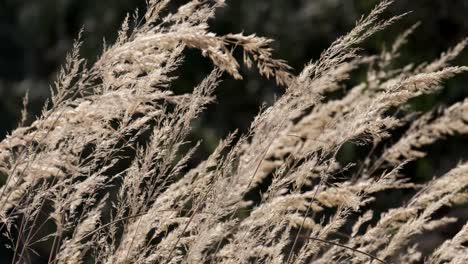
[0,0,467,167]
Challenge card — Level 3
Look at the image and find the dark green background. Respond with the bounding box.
[1,0,467,183]
[3,0,467,177]
[1,0,468,180]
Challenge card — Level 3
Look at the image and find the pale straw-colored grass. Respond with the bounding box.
[0,0,467,263]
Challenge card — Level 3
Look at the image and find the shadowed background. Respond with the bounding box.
[2,0,468,181]
[1,0,468,184]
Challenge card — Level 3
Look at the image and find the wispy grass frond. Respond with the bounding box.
[0,1,467,263]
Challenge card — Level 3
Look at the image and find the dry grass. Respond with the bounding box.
[0,0,467,263]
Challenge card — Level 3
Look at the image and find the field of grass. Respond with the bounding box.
[0,1,467,263]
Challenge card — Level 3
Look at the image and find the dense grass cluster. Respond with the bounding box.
[0,0,467,263]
